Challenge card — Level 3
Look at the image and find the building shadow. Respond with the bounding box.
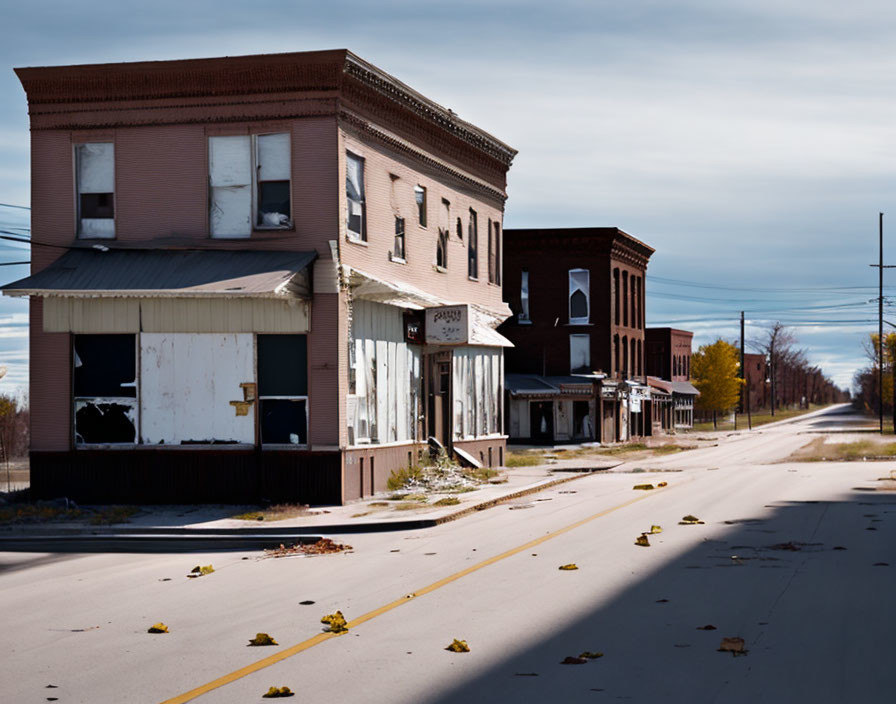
[426,491,896,704]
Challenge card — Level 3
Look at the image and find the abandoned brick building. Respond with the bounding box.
[4,50,516,504]
[499,227,654,444]
[645,327,698,431]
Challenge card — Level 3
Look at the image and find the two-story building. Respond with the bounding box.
[645,327,699,431]
[4,50,516,504]
[499,227,654,444]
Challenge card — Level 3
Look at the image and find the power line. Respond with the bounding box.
[0,203,29,210]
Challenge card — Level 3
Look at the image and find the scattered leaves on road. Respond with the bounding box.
[187,565,214,578]
[147,623,168,634]
[579,651,604,659]
[558,563,579,570]
[633,484,655,491]
[446,639,470,653]
[265,539,353,558]
[248,633,278,646]
[635,534,651,547]
[262,686,294,698]
[717,637,747,655]
[680,515,705,525]
[560,656,588,664]
[321,611,348,634]
[648,525,662,534]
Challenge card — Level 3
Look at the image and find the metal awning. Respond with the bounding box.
[506,374,596,398]
[647,376,700,396]
[1,249,317,299]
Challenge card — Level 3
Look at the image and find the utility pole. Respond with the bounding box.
[869,214,893,434]
[738,311,745,430]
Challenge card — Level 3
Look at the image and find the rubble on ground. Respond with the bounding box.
[264,538,353,558]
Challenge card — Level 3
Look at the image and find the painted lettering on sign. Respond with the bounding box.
[426,305,469,344]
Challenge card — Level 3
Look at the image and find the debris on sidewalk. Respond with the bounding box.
[679,515,705,525]
[635,534,650,547]
[321,611,348,634]
[262,686,294,698]
[147,623,168,634]
[633,484,655,491]
[187,564,214,578]
[446,638,470,653]
[264,538,353,558]
[561,656,588,664]
[717,636,747,655]
[248,633,278,646]
[558,563,579,570]
[578,651,604,659]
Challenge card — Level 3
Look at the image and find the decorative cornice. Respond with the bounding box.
[339,110,508,205]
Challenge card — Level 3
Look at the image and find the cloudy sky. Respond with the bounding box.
[2,0,895,395]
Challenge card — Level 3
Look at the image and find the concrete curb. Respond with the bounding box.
[0,466,613,552]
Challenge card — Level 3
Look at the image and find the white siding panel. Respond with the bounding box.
[140,333,255,444]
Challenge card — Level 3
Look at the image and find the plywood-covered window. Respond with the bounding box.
[346,152,366,241]
[209,134,291,238]
[452,347,502,439]
[76,143,115,239]
[569,269,590,324]
[73,334,136,444]
[258,335,308,445]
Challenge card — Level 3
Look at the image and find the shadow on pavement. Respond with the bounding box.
[426,492,896,704]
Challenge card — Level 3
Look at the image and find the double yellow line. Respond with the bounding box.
[162,489,660,703]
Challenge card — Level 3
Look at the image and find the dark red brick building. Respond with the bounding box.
[645,327,698,430]
[499,227,654,443]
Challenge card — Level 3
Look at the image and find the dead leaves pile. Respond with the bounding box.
[321,611,349,634]
[265,538,353,558]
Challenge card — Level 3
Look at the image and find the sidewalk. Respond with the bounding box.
[0,458,621,552]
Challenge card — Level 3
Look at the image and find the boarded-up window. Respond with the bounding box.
[73,334,136,444]
[209,133,291,238]
[76,143,115,239]
[346,152,366,240]
[569,269,590,324]
[452,347,502,439]
[570,334,590,374]
[258,335,308,445]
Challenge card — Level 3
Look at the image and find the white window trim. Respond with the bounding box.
[569,268,590,325]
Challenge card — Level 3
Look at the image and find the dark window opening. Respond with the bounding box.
[394,217,406,260]
[570,290,588,320]
[613,268,620,325]
[415,186,427,226]
[80,193,114,219]
[260,399,307,444]
[258,334,309,445]
[73,334,137,445]
[573,401,592,440]
[468,209,478,278]
[437,229,448,269]
[456,217,463,241]
[346,152,366,240]
[258,180,291,227]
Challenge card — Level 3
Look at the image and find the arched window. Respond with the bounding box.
[614,334,620,375]
[569,269,590,324]
[436,229,448,269]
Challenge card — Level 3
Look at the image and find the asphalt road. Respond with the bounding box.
[2,405,894,704]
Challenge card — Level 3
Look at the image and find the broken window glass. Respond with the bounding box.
[76,143,115,239]
[73,334,137,444]
[415,185,427,227]
[569,269,590,324]
[346,152,366,240]
[256,133,291,227]
[257,335,308,445]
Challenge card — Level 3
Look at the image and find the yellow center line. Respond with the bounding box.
[161,487,664,704]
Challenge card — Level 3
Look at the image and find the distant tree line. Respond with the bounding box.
[0,393,29,462]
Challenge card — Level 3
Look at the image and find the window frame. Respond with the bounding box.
[569,333,591,374]
[257,334,309,447]
[393,216,406,262]
[345,151,367,242]
[467,209,479,280]
[568,268,590,325]
[519,270,530,323]
[415,185,427,227]
[75,142,116,240]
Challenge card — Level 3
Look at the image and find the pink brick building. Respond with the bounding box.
[5,50,515,504]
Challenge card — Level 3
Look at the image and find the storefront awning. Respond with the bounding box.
[1,249,317,299]
[506,374,596,398]
[647,377,700,396]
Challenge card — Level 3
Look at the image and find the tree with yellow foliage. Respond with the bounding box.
[692,339,744,428]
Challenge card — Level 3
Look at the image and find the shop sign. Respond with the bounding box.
[426,305,469,344]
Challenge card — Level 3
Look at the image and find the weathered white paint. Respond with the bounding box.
[426,305,469,344]
[349,300,421,445]
[209,135,252,238]
[76,143,114,194]
[452,346,502,439]
[43,297,309,333]
[257,133,290,181]
[140,333,255,444]
[555,400,572,441]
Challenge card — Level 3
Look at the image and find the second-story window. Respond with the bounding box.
[76,143,115,239]
[346,151,366,241]
[569,269,590,324]
[437,199,450,270]
[393,216,406,260]
[468,209,478,279]
[519,270,530,322]
[570,334,590,374]
[488,219,501,284]
[415,185,427,227]
[209,133,291,238]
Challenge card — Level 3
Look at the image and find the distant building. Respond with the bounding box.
[4,50,516,504]
[645,327,698,430]
[743,352,769,411]
[499,227,654,444]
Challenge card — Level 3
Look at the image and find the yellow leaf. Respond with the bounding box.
[635,534,650,547]
[148,622,168,634]
[446,638,470,652]
[248,633,278,646]
[558,563,579,571]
